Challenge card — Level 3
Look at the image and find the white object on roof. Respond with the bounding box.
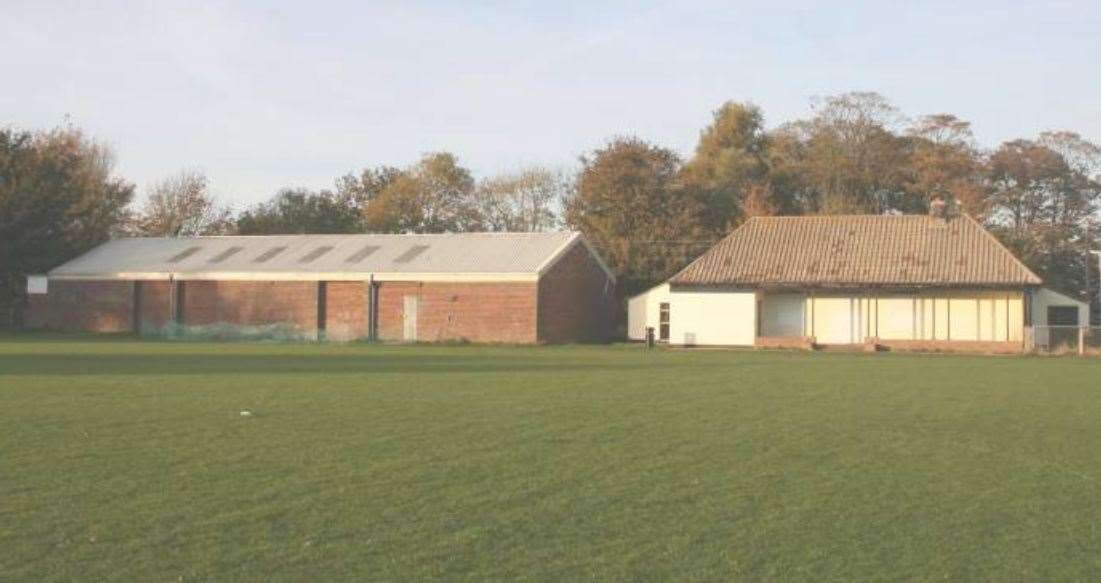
[47,232,615,283]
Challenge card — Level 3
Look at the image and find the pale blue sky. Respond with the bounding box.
[3,0,1098,207]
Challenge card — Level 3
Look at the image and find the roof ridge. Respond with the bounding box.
[752,214,932,220]
[118,231,577,241]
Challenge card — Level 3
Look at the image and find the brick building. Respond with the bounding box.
[28,232,616,343]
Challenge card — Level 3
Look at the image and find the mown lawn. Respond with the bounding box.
[2,334,1101,581]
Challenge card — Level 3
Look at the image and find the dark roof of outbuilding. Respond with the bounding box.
[670,214,1042,289]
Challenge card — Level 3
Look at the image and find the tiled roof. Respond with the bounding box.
[49,232,601,280]
[670,214,1042,288]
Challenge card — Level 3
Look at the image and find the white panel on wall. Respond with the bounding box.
[812,297,855,344]
[760,293,805,337]
[26,275,48,295]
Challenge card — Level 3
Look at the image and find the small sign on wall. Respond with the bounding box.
[26,275,47,295]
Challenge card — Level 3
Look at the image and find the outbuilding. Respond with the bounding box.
[1030,287,1092,350]
[29,231,615,343]
[629,213,1055,353]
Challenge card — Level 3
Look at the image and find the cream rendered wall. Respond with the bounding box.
[876,297,915,340]
[668,289,757,346]
[808,297,856,343]
[948,298,979,340]
[799,291,1024,344]
[626,283,670,340]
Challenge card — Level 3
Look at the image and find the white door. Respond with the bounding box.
[402,295,418,342]
[812,297,855,344]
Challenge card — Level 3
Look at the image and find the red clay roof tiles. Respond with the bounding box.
[669,214,1042,289]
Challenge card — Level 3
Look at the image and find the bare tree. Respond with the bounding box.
[475,167,565,232]
[137,170,232,236]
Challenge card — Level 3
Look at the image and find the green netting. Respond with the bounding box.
[147,321,318,342]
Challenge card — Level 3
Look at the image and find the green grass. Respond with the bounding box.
[3,334,1101,581]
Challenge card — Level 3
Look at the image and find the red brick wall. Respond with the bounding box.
[323,281,368,341]
[537,241,615,343]
[180,281,319,332]
[23,295,52,329]
[35,254,615,344]
[137,281,172,332]
[45,280,134,332]
[376,281,538,343]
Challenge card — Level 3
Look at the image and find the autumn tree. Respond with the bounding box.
[987,133,1101,295]
[904,114,988,217]
[335,165,402,209]
[0,126,134,312]
[362,152,481,233]
[565,137,710,295]
[236,188,361,234]
[135,170,232,236]
[474,167,565,232]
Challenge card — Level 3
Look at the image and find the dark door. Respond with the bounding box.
[1048,306,1079,348]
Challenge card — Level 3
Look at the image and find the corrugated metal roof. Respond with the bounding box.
[670,215,1042,288]
[49,232,585,280]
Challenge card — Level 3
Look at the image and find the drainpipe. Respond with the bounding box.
[1091,251,1100,326]
[368,274,378,342]
[168,274,176,326]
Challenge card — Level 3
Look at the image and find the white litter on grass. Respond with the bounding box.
[240,410,253,417]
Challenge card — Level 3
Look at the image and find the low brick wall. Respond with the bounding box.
[871,338,1025,355]
[756,336,815,350]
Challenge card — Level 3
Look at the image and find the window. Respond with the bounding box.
[167,246,201,263]
[346,245,381,263]
[1048,306,1079,326]
[659,302,670,341]
[394,245,429,263]
[208,246,243,263]
[254,246,287,263]
[299,246,333,263]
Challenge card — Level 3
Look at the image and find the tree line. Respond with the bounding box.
[2,92,1099,315]
[571,93,1101,299]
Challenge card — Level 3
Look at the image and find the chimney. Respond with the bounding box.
[929,195,948,221]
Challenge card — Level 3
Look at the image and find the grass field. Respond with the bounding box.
[3,335,1101,581]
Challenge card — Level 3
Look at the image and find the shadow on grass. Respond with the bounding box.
[0,352,646,376]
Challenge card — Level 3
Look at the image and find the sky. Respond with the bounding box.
[3,0,1099,207]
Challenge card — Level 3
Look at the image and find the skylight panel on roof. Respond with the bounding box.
[254,246,287,263]
[346,245,381,263]
[208,246,243,263]
[299,246,333,263]
[167,246,202,263]
[393,245,429,263]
